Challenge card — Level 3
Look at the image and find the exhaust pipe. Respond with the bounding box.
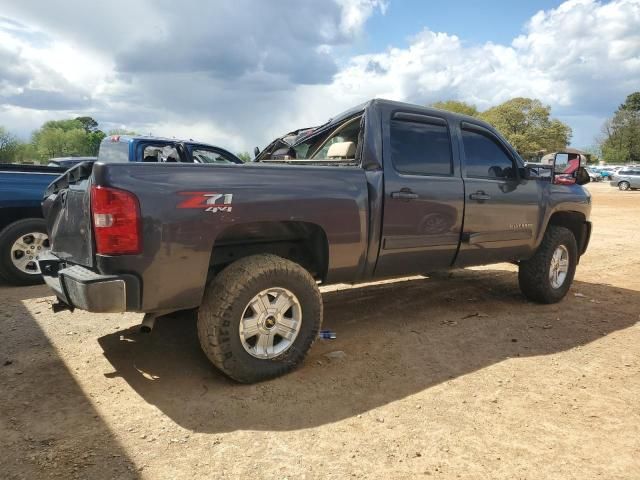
[140,313,157,333]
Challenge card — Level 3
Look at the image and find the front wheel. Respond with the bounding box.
[197,254,322,383]
[619,181,631,191]
[518,226,577,304]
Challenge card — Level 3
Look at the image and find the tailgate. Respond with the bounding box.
[42,162,95,268]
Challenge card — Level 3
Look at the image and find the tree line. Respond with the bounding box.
[2,93,637,164]
[430,97,572,161]
[0,117,255,164]
[598,92,640,164]
[431,92,640,164]
[0,116,132,163]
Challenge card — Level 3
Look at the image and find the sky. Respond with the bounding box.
[0,0,639,152]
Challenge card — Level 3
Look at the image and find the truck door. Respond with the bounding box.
[455,122,542,266]
[374,111,465,278]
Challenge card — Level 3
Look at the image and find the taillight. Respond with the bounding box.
[90,185,141,255]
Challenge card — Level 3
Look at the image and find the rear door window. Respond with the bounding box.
[389,119,452,176]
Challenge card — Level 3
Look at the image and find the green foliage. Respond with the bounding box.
[75,116,99,133]
[25,117,112,161]
[86,130,107,156]
[431,100,479,117]
[479,98,571,159]
[1,116,109,163]
[13,143,38,163]
[236,151,252,162]
[600,92,640,164]
[33,127,87,159]
[0,126,20,162]
[431,97,571,159]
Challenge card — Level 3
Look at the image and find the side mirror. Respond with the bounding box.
[575,167,591,185]
[254,146,260,157]
[553,152,570,173]
[553,152,590,185]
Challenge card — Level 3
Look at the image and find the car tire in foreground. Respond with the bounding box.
[197,254,322,383]
[518,226,577,304]
[0,218,49,286]
[619,181,631,191]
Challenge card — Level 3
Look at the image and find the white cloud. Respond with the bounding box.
[303,0,640,147]
[0,0,638,150]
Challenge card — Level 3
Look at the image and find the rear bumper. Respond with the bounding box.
[38,252,140,313]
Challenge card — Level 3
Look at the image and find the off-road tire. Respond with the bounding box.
[197,254,322,383]
[518,226,577,304]
[0,218,48,286]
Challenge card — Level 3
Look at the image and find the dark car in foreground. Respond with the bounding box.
[39,99,592,383]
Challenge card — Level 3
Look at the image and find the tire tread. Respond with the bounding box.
[197,254,322,383]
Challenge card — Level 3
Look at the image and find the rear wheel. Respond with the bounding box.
[518,226,577,304]
[619,181,631,191]
[0,218,50,286]
[197,254,322,383]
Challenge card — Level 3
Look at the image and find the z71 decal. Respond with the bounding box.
[177,192,233,213]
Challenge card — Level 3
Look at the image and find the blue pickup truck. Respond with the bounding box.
[0,137,243,285]
[0,164,66,285]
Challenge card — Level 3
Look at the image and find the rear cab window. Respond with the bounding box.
[389,114,453,176]
[97,139,131,163]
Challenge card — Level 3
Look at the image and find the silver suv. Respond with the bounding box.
[611,168,640,190]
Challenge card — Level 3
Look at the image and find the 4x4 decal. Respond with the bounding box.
[177,192,233,213]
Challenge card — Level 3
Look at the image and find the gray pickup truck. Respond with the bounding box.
[39,99,592,383]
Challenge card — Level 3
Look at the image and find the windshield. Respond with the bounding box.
[191,149,236,164]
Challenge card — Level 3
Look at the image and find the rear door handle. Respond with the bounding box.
[469,191,491,201]
[391,190,418,200]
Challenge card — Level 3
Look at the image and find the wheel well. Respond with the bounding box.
[0,207,44,232]
[548,211,588,255]
[209,221,329,281]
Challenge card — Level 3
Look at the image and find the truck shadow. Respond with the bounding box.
[0,281,137,479]
[97,268,637,433]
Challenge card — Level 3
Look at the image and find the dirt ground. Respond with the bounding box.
[1,182,639,480]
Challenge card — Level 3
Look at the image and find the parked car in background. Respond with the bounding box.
[598,167,616,179]
[585,168,601,182]
[47,157,96,169]
[0,137,240,285]
[98,135,243,164]
[611,168,640,190]
[0,163,66,285]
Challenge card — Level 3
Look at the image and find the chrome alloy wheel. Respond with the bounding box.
[239,287,302,359]
[10,232,49,275]
[549,245,569,289]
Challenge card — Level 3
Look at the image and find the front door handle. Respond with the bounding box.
[469,191,491,201]
[391,189,418,200]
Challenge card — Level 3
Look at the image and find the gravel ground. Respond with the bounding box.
[1,182,639,479]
